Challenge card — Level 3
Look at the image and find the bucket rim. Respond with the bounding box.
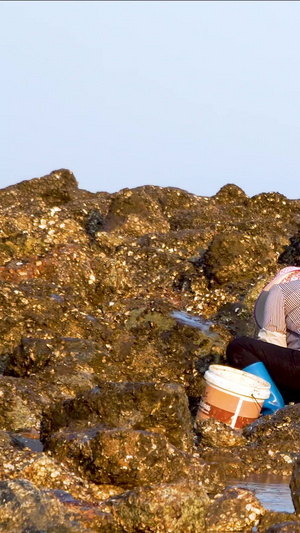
[204,364,271,400]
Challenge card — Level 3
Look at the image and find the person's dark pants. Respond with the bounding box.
[226,337,300,404]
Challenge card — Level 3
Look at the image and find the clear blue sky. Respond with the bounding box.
[1,1,300,199]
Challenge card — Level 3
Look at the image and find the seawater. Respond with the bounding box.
[229,474,295,513]
[171,310,214,334]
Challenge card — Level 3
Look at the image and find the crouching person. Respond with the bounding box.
[227,266,300,414]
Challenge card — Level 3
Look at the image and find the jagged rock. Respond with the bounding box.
[213,183,249,204]
[40,381,194,453]
[202,229,278,286]
[0,169,79,209]
[105,188,170,235]
[5,337,109,397]
[117,298,228,395]
[243,404,300,454]
[0,170,300,527]
[265,523,300,532]
[211,301,257,338]
[85,208,104,241]
[9,453,123,503]
[194,417,247,447]
[0,280,108,359]
[290,455,300,516]
[99,480,210,532]
[0,478,88,532]
[4,337,53,377]
[0,375,49,431]
[279,231,300,266]
[195,405,300,478]
[52,490,122,532]
[258,513,299,532]
[44,426,202,489]
[205,486,265,531]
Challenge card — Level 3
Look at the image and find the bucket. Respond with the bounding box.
[197,364,271,430]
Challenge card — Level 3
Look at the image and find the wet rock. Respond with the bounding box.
[11,453,123,503]
[191,450,227,495]
[290,455,300,516]
[51,490,122,532]
[243,404,300,464]
[99,480,210,532]
[194,417,247,447]
[0,478,87,532]
[41,381,193,453]
[258,512,299,532]
[265,523,300,532]
[116,298,228,395]
[192,405,300,479]
[212,301,257,338]
[195,445,249,479]
[199,442,296,479]
[0,428,43,481]
[205,486,265,531]
[44,427,200,489]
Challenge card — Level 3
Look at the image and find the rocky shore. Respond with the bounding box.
[0,169,300,531]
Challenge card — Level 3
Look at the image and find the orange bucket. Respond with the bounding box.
[197,365,271,430]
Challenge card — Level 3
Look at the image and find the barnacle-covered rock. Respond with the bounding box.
[0,170,299,528]
[205,486,265,531]
[99,480,210,532]
[41,381,194,453]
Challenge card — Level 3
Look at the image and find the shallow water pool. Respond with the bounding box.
[229,473,295,513]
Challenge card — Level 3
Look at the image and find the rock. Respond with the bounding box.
[202,229,278,286]
[195,405,300,478]
[41,381,194,453]
[0,280,108,361]
[290,455,300,515]
[265,523,300,532]
[205,486,265,531]
[105,188,170,235]
[194,417,247,447]
[213,184,249,204]
[279,231,300,265]
[11,453,123,503]
[4,337,53,377]
[85,208,104,241]
[0,478,88,532]
[99,480,210,532]
[44,426,200,489]
[0,170,300,527]
[258,512,300,532]
[0,375,49,431]
[52,491,122,532]
[0,169,79,208]
[242,404,300,473]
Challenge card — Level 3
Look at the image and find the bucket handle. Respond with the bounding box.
[251,394,262,411]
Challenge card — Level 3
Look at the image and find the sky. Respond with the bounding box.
[1,1,300,199]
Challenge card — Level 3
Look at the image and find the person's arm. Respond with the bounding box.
[257,284,287,347]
